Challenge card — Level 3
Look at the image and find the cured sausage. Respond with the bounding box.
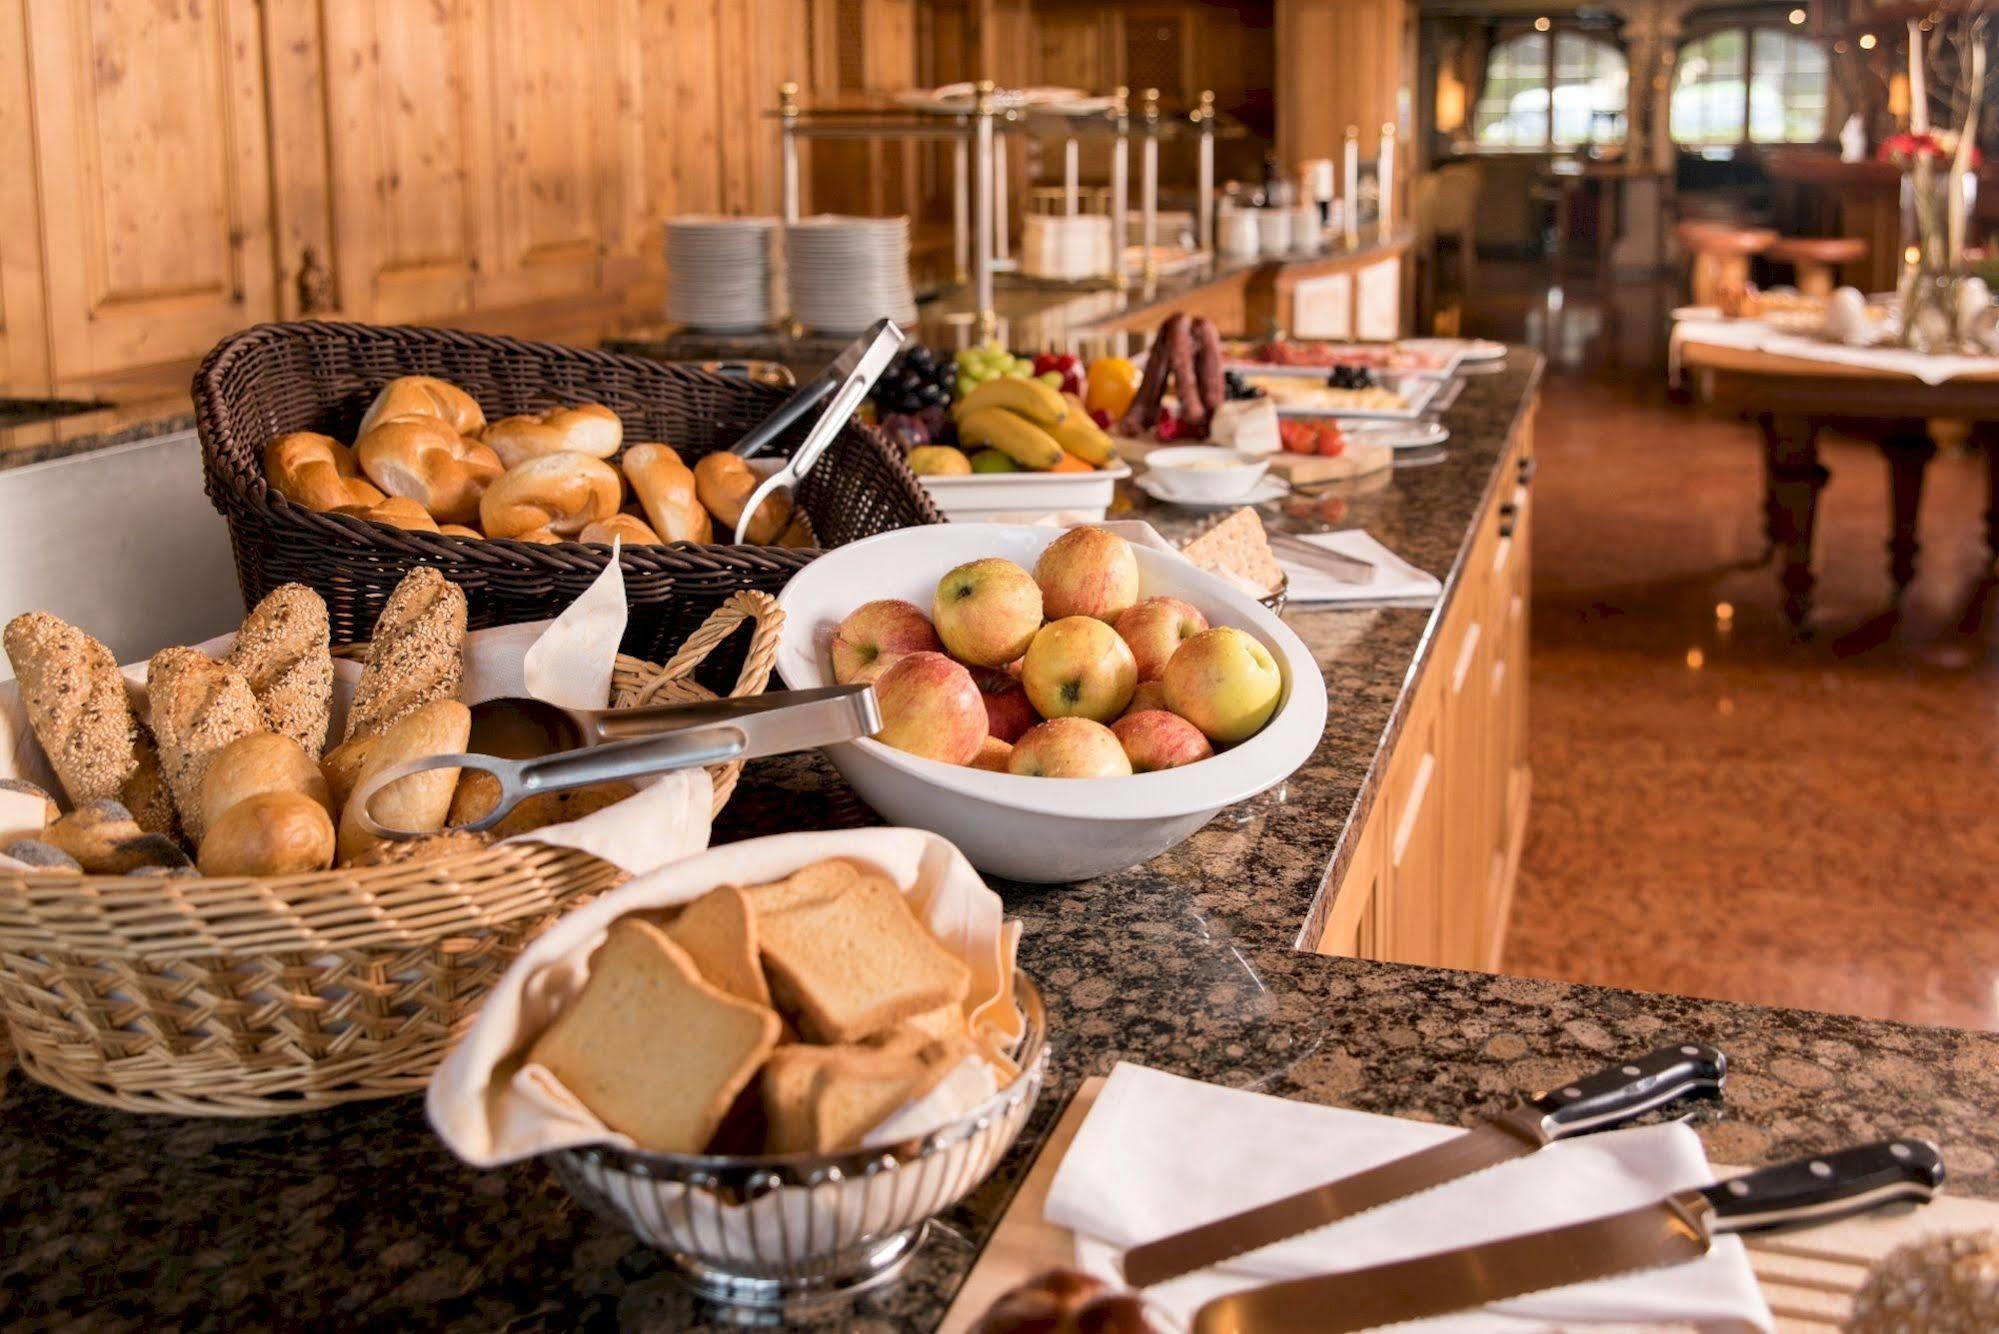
[1190,317,1226,429]
[1170,317,1210,437]
[1118,313,1185,435]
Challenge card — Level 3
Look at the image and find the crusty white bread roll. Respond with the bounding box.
[345,567,466,743]
[227,585,334,758]
[146,648,264,842]
[200,732,332,833]
[320,734,376,814]
[580,513,664,546]
[337,698,471,865]
[199,792,336,877]
[332,495,442,533]
[357,375,487,439]
[482,403,622,468]
[479,451,623,540]
[355,414,502,524]
[264,433,387,512]
[438,523,482,539]
[694,451,790,544]
[623,443,713,544]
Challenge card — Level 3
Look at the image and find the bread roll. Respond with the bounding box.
[357,375,486,439]
[482,403,622,468]
[694,451,790,544]
[5,839,80,872]
[146,648,264,841]
[448,771,635,837]
[227,585,334,758]
[332,496,442,534]
[200,732,332,834]
[43,798,195,875]
[579,513,663,546]
[479,452,623,540]
[348,828,491,868]
[356,415,502,525]
[264,433,387,512]
[337,699,472,864]
[623,443,713,544]
[344,567,466,742]
[4,612,176,837]
[320,734,377,814]
[199,792,336,877]
[438,523,482,539]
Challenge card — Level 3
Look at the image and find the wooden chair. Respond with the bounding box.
[1416,163,1482,298]
[1677,222,1776,309]
[1767,236,1868,298]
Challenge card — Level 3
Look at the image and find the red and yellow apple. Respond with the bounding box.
[871,650,987,764]
[1123,679,1170,717]
[933,558,1044,667]
[1162,626,1283,744]
[969,735,1014,772]
[1021,616,1136,722]
[831,598,943,685]
[1034,526,1139,622]
[1113,596,1210,681]
[1111,710,1215,773]
[1008,717,1133,778]
[970,666,1039,743]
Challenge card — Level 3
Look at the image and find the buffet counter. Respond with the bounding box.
[8,350,1998,1331]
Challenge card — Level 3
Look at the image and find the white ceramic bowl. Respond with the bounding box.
[917,461,1132,523]
[774,524,1327,883]
[1142,446,1270,503]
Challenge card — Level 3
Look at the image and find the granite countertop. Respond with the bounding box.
[7,353,1999,1332]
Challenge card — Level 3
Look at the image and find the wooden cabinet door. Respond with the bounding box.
[24,0,274,375]
[1382,700,1442,965]
[1437,596,1489,970]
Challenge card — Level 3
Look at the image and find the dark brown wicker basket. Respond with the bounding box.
[194,321,941,663]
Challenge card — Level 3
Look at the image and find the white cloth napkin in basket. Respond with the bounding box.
[1046,1063,1771,1333]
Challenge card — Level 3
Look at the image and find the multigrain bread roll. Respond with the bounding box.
[3,612,177,837]
[264,433,387,512]
[43,798,195,876]
[332,496,442,534]
[482,403,622,468]
[479,452,624,540]
[337,699,471,864]
[694,452,790,544]
[623,442,713,544]
[579,513,665,546]
[356,375,487,439]
[198,792,335,877]
[348,827,491,868]
[356,415,503,525]
[226,585,334,758]
[146,648,264,841]
[344,567,466,743]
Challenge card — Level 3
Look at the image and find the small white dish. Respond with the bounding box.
[1142,446,1270,502]
[1399,337,1506,363]
[1341,420,1450,451]
[1136,474,1287,510]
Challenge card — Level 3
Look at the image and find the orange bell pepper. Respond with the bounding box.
[1084,357,1140,418]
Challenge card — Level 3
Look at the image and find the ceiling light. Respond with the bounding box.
[1788,8,1806,24]
[1534,16,1551,31]
[1859,32,1878,50]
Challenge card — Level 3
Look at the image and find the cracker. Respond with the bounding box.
[529,919,779,1153]
[667,884,770,1008]
[1179,506,1284,595]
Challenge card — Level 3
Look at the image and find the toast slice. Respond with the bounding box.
[529,919,779,1153]
[667,884,770,1007]
[741,857,868,916]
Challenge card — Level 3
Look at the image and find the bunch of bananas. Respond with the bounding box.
[948,377,1116,475]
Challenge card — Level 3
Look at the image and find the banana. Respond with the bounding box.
[952,375,1068,428]
[1046,396,1115,466]
[956,408,1065,470]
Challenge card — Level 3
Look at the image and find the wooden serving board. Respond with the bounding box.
[939,1078,1999,1333]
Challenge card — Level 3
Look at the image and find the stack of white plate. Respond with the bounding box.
[785,216,918,333]
[665,216,777,331]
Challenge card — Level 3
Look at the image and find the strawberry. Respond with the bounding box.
[1154,410,1182,442]
[1089,407,1114,430]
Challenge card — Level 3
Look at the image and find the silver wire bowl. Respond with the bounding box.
[547,972,1048,1313]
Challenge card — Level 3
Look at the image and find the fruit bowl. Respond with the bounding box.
[774,524,1327,883]
[915,460,1132,522]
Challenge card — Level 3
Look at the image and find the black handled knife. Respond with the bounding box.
[1192,1138,1944,1334]
[1122,1042,1726,1288]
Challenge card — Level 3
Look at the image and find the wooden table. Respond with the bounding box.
[1679,339,1999,627]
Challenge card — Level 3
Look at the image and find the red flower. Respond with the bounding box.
[1878,131,1982,166]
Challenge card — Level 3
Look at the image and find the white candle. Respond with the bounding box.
[1378,123,1396,238]
[1909,20,1928,133]
[1343,127,1360,246]
[1065,139,1079,217]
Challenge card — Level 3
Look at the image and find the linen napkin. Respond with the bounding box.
[1279,529,1441,606]
[1046,1063,1771,1334]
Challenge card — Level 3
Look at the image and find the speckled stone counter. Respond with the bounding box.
[7,354,1998,1333]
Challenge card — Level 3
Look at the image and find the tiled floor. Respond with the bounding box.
[1468,265,1999,1031]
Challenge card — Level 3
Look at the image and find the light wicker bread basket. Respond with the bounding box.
[0,590,781,1117]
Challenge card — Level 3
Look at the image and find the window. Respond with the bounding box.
[1472,31,1628,151]
[1670,28,1828,146]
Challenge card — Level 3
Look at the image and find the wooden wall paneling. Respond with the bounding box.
[24,0,276,376]
[0,0,49,388]
[258,0,336,320]
[1275,0,1405,170]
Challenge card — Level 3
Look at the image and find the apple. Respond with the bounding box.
[1021,616,1136,723]
[832,599,943,685]
[969,735,1014,772]
[934,557,1044,668]
[1111,710,1215,773]
[1113,596,1210,681]
[1162,626,1283,744]
[1123,679,1170,717]
[1008,717,1132,778]
[971,666,1039,743]
[1034,526,1139,622]
[871,651,987,764]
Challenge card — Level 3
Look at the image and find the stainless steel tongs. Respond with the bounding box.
[348,684,879,839]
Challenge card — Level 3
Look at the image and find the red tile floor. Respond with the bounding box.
[1467,265,1999,1030]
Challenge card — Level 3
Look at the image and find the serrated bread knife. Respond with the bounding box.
[1191,1137,1944,1334]
[1122,1043,1727,1288]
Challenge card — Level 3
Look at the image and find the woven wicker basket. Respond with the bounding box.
[194,321,941,666]
[0,591,780,1117]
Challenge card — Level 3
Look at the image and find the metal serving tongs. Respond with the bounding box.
[348,685,880,839]
[730,318,905,543]
[726,321,903,461]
